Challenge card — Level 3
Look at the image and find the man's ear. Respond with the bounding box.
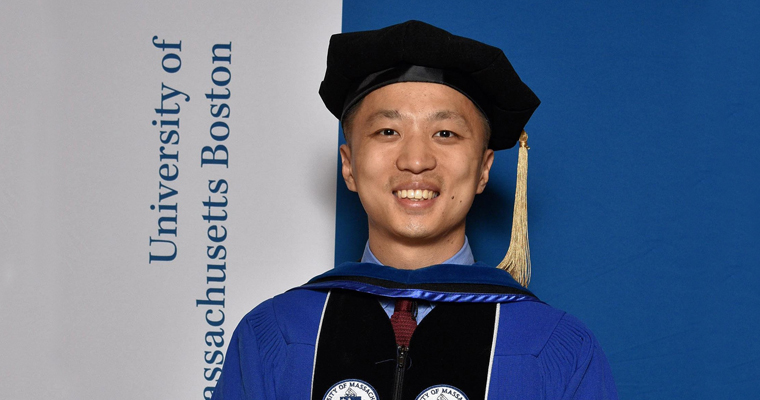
[476,149,495,194]
[339,143,357,192]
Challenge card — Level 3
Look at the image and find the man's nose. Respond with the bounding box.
[396,133,436,174]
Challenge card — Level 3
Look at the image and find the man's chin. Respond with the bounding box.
[369,213,463,243]
[391,221,453,243]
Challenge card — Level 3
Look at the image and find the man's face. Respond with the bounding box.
[339,82,494,246]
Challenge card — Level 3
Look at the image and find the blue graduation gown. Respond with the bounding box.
[211,262,618,400]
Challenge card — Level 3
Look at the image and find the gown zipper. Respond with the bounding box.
[393,345,409,400]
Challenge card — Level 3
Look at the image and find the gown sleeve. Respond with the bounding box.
[211,299,284,400]
[538,313,618,400]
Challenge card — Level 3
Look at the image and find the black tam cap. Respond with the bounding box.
[319,20,540,150]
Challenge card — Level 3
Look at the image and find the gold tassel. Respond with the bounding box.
[497,130,531,287]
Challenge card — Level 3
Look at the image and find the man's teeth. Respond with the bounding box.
[394,189,440,201]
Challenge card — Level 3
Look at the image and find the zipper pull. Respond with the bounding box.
[397,345,408,369]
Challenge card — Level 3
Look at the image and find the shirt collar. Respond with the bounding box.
[361,236,475,266]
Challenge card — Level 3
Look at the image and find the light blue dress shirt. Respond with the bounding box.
[361,236,475,323]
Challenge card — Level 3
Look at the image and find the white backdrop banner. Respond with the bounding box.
[0,1,342,399]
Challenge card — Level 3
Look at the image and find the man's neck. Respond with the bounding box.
[366,230,467,270]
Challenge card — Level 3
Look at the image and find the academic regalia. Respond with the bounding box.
[213,20,618,400]
[211,262,618,400]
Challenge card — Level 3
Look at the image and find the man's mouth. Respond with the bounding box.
[393,189,440,201]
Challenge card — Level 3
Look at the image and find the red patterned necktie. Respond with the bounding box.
[390,299,417,347]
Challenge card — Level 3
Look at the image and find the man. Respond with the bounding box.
[212,21,617,400]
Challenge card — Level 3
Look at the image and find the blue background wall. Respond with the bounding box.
[334,1,760,398]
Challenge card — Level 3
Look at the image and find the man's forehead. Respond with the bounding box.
[362,108,472,126]
[357,82,480,124]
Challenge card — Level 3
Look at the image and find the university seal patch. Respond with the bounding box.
[415,385,469,400]
[322,379,378,400]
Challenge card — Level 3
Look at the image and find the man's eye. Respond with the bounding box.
[378,129,398,136]
[434,130,456,138]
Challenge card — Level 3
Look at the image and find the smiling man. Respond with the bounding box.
[211,21,617,400]
[340,82,494,270]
